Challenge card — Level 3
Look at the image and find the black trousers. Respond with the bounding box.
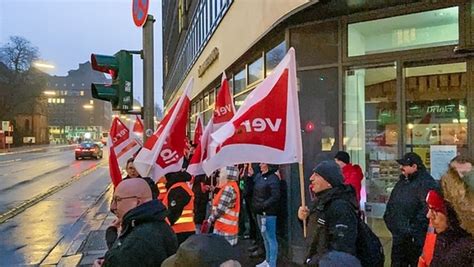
[391,235,422,267]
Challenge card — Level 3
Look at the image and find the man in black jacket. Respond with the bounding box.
[298,160,361,266]
[384,152,438,267]
[95,178,178,267]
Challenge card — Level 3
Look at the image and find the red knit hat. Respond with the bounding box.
[426,190,447,215]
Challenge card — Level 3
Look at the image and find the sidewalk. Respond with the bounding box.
[42,185,301,267]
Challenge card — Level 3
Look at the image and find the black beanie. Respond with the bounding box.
[335,151,350,164]
[312,160,344,187]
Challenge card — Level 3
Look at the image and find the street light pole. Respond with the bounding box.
[143,15,155,142]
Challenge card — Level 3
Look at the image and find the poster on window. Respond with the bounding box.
[430,145,457,180]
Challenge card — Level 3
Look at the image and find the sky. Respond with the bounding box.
[0,0,163,107]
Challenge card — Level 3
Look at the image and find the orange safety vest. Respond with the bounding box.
[418,223,437,267]
[212,181,240,235]
[163,182,195,233]
[157,177,167,202]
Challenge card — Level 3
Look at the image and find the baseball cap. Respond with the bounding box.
[161,234,238,267]
[396,152,423,166]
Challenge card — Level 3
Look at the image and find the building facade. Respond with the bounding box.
[46,62,112,144]
[163,0,474,262]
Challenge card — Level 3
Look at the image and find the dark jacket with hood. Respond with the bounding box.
[164,171,192,225]
[252,165,280,216]
[384,168,438,245]
[103,200,178,267]
[305,185,360,264]
[192,174,208,224]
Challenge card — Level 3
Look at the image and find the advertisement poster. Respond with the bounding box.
[430,145,457,180]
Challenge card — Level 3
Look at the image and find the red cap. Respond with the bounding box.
[426,190,447,215]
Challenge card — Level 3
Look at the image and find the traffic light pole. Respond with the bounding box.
[142,15,155,142]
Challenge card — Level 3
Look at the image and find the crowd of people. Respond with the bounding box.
[92,141,473,267]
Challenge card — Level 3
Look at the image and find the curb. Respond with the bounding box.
[0,145,76,156]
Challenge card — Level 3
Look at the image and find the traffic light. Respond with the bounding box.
[91,50,133,112]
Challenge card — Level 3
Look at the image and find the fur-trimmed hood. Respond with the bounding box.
[441,167,474,235]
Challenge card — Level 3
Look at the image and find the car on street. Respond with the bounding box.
[75,142,103,160]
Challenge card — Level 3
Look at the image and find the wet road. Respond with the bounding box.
[0,147,111,266]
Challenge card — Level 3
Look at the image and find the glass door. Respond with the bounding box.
[343,64,400,218]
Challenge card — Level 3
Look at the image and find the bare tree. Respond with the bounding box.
[0,36,46,120]
[0,36,39,73]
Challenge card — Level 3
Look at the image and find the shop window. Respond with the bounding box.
[290,20,338,66]
[266,41,286,76]
[348,7,459,57]
[204,92,210,109]
[209,89,216,106]
[233,69,246,95]
[343,65,398,218]
[248,57,263,84]
[405,62,467,179]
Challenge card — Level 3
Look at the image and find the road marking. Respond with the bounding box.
[0,162,107,224]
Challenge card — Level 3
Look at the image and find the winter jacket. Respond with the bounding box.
[103,200,178,267]
[164,171,192,226]
[384,169,438,243]
[305,185,359,265]
[430,227,473,267]
[341,164,363,202]
[252,169,280,216]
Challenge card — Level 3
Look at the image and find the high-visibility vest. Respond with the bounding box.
[157,177,167,202]
[418,223,437,267]
[163,182,195,233]
[212,181,240,235]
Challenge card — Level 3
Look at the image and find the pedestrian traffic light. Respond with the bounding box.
[91,50,133,112]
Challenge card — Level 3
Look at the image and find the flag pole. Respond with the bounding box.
[298,163,307,237]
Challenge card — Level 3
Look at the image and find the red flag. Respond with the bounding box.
[202,48,302,175]
[193,114,203,146]
[187,73,235,176]
[134,79,193,180]
[108,117,142,187]
[212,72,235,130]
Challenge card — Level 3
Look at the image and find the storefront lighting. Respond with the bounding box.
[407,123,414,129]
[83,104,93,109]
[43,91,56,95]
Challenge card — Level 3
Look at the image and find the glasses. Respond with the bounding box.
[111,195,139,204]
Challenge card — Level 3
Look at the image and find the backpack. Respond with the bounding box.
[355,216,385,267]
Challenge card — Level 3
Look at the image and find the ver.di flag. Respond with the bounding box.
[108,117,142,187]
[187,73,235,176]
[202,48,302,175]
[134,78,193,180]
[193,113,203,146]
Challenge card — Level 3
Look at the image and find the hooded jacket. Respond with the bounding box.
[440,168,474,236]
[252,166,280,216]
[341,163,363,202]
[305,185,359,264]
[104,200,178,267]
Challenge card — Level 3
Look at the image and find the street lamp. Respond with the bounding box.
[43,91,56,96]
[33,62,55,69]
